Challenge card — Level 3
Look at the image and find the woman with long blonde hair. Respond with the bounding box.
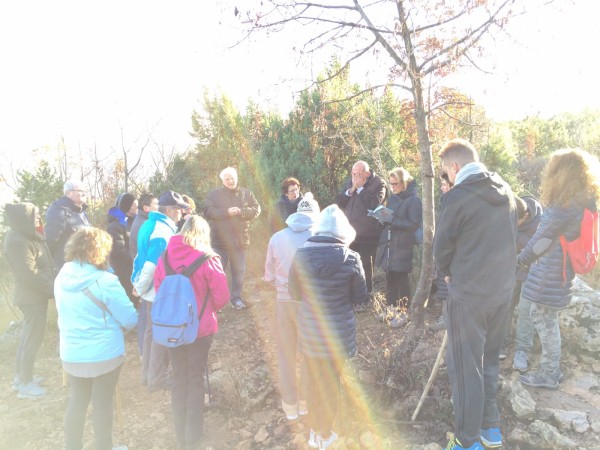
[514,148,600,389]
[154,215,229,449]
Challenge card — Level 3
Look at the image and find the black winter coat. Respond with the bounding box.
[273,194,302,232]
[4,203,55,306]
[434,171,517,306]
[375,181,422,273]
[202,186,261,249]
[519,202,585,309]
[336,172,386,244]
[45,196,91,268]
[289,236,368,360]
[107,207,134,289]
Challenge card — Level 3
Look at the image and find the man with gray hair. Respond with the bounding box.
[336,160,386,311]
[203,167,261,310]
[45,179,91,268]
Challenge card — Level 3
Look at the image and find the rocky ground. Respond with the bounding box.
[1,273,600,450]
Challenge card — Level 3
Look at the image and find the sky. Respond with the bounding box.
[0,0,599,176]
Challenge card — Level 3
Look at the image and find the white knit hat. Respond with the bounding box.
[297,192,320,215]
[313,204,356,245]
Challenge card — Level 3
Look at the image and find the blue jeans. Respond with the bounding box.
[214,247,247,303]
[15,303,48,383]
[169,336,213,448]
[64,365,122,450]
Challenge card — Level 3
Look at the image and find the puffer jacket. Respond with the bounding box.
[519,202,586,309]
[202,186,261,249]
[45,196,91,268]
[336,172,387,244]
[154,235,230,338]
[288,235,368,360]
[375,181,422,273]
[55,261,138,363]
[4,203,55,306]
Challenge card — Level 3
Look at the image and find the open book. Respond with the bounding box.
[367,205,393,222]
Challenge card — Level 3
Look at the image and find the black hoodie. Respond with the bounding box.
[4,203,55,305]
[433,171,517,306]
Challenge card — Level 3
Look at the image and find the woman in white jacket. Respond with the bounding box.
[55,227,138,450]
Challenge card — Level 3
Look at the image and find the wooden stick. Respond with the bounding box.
[411,330,448,421]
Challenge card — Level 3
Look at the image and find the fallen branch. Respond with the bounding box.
[411,330,448,421]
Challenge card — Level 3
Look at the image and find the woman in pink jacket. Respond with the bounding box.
[154,215,229,450]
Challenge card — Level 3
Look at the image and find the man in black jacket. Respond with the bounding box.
[336,161,386,310]
[202,167,261,310]
[45,180,91,268]
[433,139,517,450]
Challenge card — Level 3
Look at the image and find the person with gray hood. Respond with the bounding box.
[434,139,517,450]
[4,202,55,399]
[264,192,320,422]
[288,204,368,449]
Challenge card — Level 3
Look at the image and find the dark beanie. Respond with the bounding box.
[117,193,136,213]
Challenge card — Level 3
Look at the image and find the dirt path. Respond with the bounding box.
[1,275,599,449]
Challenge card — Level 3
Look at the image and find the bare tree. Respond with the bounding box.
[241,0,552,325]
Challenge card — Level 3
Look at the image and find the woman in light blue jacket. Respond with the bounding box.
[55,227,138,450]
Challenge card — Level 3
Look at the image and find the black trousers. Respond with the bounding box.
[385,271,411,308]
[349,241,377,294]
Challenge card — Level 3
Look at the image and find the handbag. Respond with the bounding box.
[83,287,125,330]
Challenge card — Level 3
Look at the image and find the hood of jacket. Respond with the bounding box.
[303,235,349,277]
[285,211,317,233]
[5,202,43,240]
[162,235,206,268]
[107,206,128,226]
[455,172,511,207]
[57,261,106,293]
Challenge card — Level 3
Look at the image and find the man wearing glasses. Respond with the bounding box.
[45,180,91,268]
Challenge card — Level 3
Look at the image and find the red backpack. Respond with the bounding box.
[560,207,599,281]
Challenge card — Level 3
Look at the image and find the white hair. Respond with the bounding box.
[63,179,84,194]
[219,167,237,180]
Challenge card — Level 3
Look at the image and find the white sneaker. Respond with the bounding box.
[112,446,128,450]
[318,431,338,449]
[308,429,318,448]
[17,381,46,399]
[298,399,308,416]
[12,375,44,391]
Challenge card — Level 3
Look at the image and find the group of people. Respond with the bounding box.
[4,139,600,450]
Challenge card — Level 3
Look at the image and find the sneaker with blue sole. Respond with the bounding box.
[446,434,484,449]
[480,427,502,448]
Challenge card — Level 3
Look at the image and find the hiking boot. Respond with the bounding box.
[318,431,338,449]
[480,427,502,448]
[512,350,528,372]
[445,434,484,449]
[428,314,446,331]
[519,371,559,390]
[308,429,318,449]
[231,298,246,310]
[17,381,46,399]
[354,302,368,313]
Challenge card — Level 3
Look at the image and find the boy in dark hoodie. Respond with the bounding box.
[4,202,55,398]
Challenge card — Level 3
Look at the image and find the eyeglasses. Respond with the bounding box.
[287,187,300,193]
[389,182,400,186]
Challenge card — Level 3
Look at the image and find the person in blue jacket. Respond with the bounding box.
[55,227,138,450]
[516,149,600,389]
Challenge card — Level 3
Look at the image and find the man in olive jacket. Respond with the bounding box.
[433,139,517,450]
[336,161,386,308]
[4,202,55,399]
[202,167,261,310]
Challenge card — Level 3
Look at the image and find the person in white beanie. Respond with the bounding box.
[288,204,368,449]
[264,192,320,421]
